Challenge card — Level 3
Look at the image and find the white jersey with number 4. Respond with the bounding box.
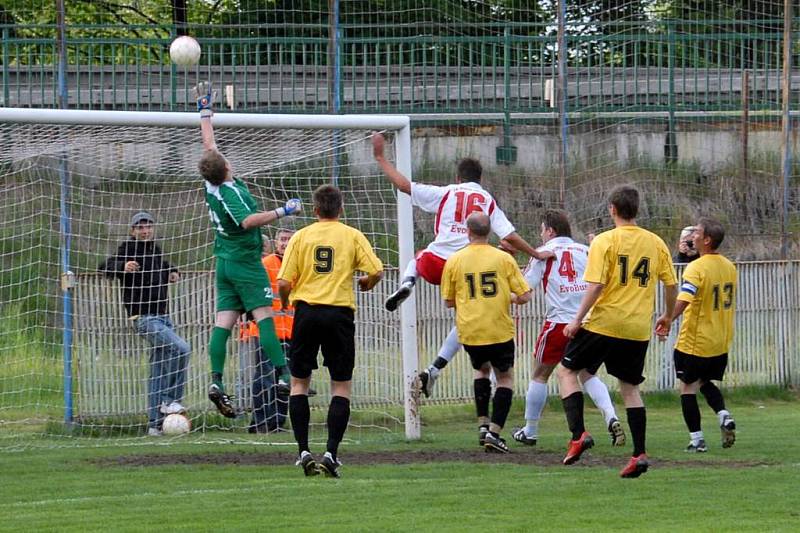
[410,181,515,259]
[524,236,589,323]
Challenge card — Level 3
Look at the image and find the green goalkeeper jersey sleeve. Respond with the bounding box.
[204,178,263,262]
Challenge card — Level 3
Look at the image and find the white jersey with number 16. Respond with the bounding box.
[524,236,588,323]
[410,181,516,260]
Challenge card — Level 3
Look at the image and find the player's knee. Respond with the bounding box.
[533,363,556,381]
[556,364,575,381]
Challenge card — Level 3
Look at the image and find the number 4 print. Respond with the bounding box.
[558,251,577,282]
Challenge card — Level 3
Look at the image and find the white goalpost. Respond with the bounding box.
[0,107,420,447]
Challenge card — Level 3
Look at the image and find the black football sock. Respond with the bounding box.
[627,407,647,456]
[473,378,491,419]
[326,396,351,460]
[700,381,726,413]
[562,391,585,440]
[490,386,513,431]
[289,394,310,455]
[680,394,702,433]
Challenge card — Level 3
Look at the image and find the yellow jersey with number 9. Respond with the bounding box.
[277,220,383,310]
[583,225,677,341]
[676,254,737,357]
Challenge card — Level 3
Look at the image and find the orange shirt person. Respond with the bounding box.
[240,229,296,342]
[262,229,296,341]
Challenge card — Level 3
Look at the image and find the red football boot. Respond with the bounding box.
[620,453,650,478]
[563,431,594,465]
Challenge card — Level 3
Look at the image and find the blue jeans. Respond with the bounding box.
[134,315,191,428]
[249,341,288,432]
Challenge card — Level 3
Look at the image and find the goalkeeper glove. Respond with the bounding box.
[194,81,215,118]
[275,199,302,218]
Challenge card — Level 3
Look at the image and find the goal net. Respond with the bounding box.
[0,108,418,449]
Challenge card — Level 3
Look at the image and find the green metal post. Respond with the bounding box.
[497,25,517,165]
[665,21,678,165]
[170,28,177,110]
[2,27,9,106]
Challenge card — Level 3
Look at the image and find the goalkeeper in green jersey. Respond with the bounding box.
[195,81,302,418]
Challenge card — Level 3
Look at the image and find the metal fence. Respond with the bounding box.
[1,23,796,115]
[72,262,800,420]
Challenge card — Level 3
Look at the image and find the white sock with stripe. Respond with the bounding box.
[436,327,461,364]
[524,380,548,437]
[402,259,418,281]
[583,375,617,425]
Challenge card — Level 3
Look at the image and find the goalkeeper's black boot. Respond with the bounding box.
[208,383,236,418]
[275,367,291,395]
[385,278,415,311]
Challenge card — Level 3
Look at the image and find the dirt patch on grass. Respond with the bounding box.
[95,450,770,470]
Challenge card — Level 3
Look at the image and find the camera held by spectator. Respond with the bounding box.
[674,226,699,263]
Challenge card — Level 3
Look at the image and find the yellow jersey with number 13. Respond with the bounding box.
[676,254,737,357]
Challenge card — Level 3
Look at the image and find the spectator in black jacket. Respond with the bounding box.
[674,226,700,264]
[100,212,191,436]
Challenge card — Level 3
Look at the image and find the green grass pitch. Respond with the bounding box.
[1,390,798,532]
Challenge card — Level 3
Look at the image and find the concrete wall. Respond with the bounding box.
[397,121,793,175]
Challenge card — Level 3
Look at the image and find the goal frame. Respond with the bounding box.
[0,107,421,440]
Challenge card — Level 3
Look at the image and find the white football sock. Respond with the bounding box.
[524,380,548,437]
[402,259,418,281]
[583,375,617,425]
[437,327,461,363]
[718,409,731,425]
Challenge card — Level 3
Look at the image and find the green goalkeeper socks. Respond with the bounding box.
[209,326,232,381]
[257,317,289,381]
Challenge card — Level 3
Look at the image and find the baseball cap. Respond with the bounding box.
[679,226,696,240]
[130,211,155,227]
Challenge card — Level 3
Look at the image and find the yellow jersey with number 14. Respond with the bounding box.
[277,220,383,310]
[676,254,737,357]
[583,225,677,341]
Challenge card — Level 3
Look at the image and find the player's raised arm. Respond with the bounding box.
[372,132,411,194]
[241,199,303,230]
[195,82,217,151]
[501,232,554,261]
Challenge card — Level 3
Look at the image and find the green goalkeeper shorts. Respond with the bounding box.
[215,257,273,313]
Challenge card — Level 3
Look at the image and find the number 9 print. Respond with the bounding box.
[314,246,334,273]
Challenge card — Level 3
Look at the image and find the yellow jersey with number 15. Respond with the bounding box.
[583,225,677,341]
[277,220,383,310]
[676,254,737,357]
[441,243,530,346]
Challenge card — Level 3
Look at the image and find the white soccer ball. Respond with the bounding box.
[162,413,191,436]
[169,36,201,66]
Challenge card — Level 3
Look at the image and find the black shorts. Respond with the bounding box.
[674,350,728,384]
[287,302,355,381]
[561,328,649,385]
[463,340,515,373]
